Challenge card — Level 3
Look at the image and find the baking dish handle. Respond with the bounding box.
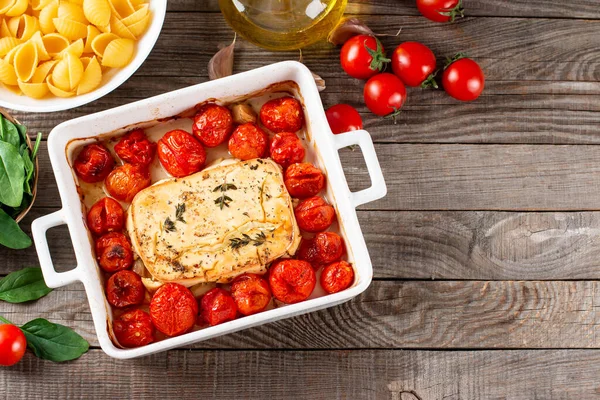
[31,210,81,288]
[333,130,387,208]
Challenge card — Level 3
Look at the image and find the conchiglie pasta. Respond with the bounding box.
[124,11,148,37]
[83,0,110,27]
[5,0,28,17]
[83,24,99,53]
[51,52,83,90]
[17,80,48,98]
[77,55,101,94]
[0,37,21,57]
[42,33,69,55]
[109,14,134,39]
[0,0,15,15]
[31,59,55,83]
[52,17,87,40]
[0,59,18,86]
[31,0,55,11]
[57,2,86,24]
[14,40,38,82]
[120,3,145,25]
[46,75,74,97]
[0,18,11,36]
[91,31,117,57]
[29,31,50,60]
[101,37,133,68]
[107,0,133,19]
[38,2,57,33]
[60,37,83,58]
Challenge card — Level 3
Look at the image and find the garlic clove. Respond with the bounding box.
[208,34,236,80]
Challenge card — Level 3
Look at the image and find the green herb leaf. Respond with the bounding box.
[175,203,185,223]
[20,318,89,362]
[0,115,20,149]
[22,150,34,195]
[164,217,176,232]
[0,141,25,207]
[32,132,41,159]
[15,121,27,142]
[0,208,31,249]
[0,267,51,303]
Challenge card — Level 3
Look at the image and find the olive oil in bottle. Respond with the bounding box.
[219,0,348,51]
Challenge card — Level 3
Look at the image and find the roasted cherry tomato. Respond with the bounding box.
[325,104,363,134]
[106,270,144,308]
[270,132,305,168]
[363,73,407,117]
[442,55,485,101]
[339,35,389,80]
[73,143,115,183]
[320,261,355,294]
[228,123,268,161]
[157,130,206,178]
[284,163,325,198]
[0,324,26,367]
[192,104,234,148]
[297,232,345,267]
[295,196,335,233]
[114,129,156,166]
[113,309,155,348]
[259,97,304,133]
[391,42,437,87]
[199,288,238,326]
[105,163,151,203]
[230,273,271,316]
[269,259,316,304]
[150,283,198,336]
[416,0,464,23]
[87,197,125,236]
[95,232,133,273]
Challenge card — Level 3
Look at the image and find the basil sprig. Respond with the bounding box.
[0,267,52,303]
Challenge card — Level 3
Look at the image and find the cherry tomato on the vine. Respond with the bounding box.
[363,73,407,117]
[442,55,485,102]
[0,324,26,367]
[391,42,437,87]
[325,104,363,134]
[416,0,464,23]
[340,35,390,80]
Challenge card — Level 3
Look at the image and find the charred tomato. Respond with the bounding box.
[297,232,345,267]
[105,163,151,203]
[320,261,355,294]
[150,283,198,336]
[86,197,125,236]
[284,163,325,198]
[114,129,156,166]
[259,97,304,133]
[113,309,155,348]
[95,232,134,273]
[269,259,316,304]
[74,143,115,183]
[269,132,305,168]
[106,270,145,308]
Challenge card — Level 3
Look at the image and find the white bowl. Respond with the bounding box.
[0,0,167,113]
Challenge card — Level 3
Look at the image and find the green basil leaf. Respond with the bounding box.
[0,141,24,207]
[0,267,51,303]
[1,116,21,150]
[32,132,41,159]
[21,318,89,362]
[0,208,31,249]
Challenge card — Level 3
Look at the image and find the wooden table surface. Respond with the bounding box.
[2,0,600,398]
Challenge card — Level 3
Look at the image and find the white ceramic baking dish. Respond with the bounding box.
[31,61,386,359]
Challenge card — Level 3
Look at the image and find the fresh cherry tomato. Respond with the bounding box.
[230,273,271,316]
[95,232,133,273]
[106,270,144,308]
[325,104,363,134]
[192,104,234,148]
[199,288,237,326]
[340,35,389,80]
[416,0,464,22]
[105,163,151,203]
[442,55,485,101]
[87,197,125,236]
[157,130,206,178]
[269,259,316,304]
[391,42,437,87]
[284,163,325,198]
[320,261,355,294]
[0,324,26,367]
[114,129,156,166]
[73,143,115,183]
[363,73,407,117]
[297,232,345,267]
[269,132,305,168]
[259,97,304,133]
[150,283,198,336]
[228,123,268,161]
[295,196,335,233]
[113,309,155,348]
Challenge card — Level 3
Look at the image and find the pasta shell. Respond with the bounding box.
[129,0,146,7]
[0,18,11,37]
[110,14,135,39]
[101,37,133,68]
[83,24,100,53]
[108,0,134,19]
[5,0,27,17]
[46,75,74,97]
[4,42,23,64]
[0,58,18,86]
[12,14,40,41]
[60,37,84,58]
[83,0,111,27]
[31,59,56,83]
[14,41,38,82]
[69,0,83,5]
[0,36,20,57]
[120,3,146,26]
[29,31,51,61]
[125,12,148,37]
[38,2,57,34]
[0,0,16,15]
[58,2,87,24]
[52,52,83,90]
[2,83,22,95]
[31,0,56,11]
[42,33,69,56]
[17,80,49,98]
[91,32,117,57]
[52,17,87,40]
[77,55,101,94]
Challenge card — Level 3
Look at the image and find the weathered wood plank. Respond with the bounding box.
[9,209,600,280]
[2,280,599,349]
[3,349,600,399]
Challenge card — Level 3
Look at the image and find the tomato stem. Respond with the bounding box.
[384,108,402,124]
[421,70,439,89]
[365,38,391,72]
[438,0,465,22]
[444,52,468,69]
[0,315,14,325]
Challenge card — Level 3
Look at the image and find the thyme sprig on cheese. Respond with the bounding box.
[213,182,238,210]
[230,231,267,251]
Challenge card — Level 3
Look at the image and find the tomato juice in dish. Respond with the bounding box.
[67,84,355,348]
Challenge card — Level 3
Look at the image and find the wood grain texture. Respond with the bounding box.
[2,280,599,349]
[3,349,600,399]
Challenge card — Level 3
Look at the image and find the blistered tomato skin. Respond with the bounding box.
[230,273,272,316]
[114,129,156,166]
[95,232,134,272]
[193,104,235,148]
[87,197,125,236]
[74,143,115,183]
[200,288,238,326]
[113,309,155,348]
[228,123,268,161]
[295,196,336,233]
[284,163,325,198]
[105,163,152,203]
[297,232,345,267]
[0,324,26,367]
[157,130,207,178]
[270,132,305,168]
[269,259,316,304]
[260,97,304,133]
[321,261,355,294]
[106,270,145,308]
[150,283,198,336]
